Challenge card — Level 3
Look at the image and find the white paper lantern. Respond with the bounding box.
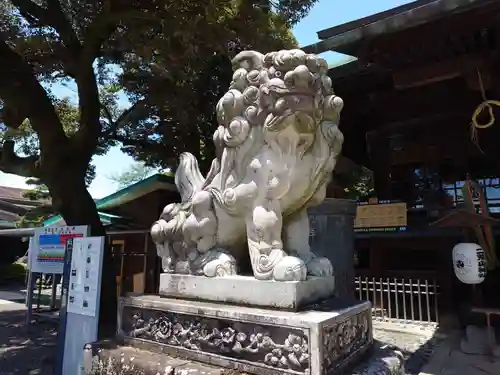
[452,243,487,284]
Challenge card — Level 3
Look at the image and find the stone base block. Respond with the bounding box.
[83,341,404,375]
[159,273,335,310]
[117,295,373,375]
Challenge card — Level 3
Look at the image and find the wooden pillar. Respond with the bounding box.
[370,243,385,277]
[368,132,392,200]
[308,199,357,299]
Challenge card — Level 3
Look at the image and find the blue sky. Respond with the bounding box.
[1,0,412,198]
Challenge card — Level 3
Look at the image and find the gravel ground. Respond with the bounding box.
[374,327,439,375]
[0,309,437,375]
[0,309,57,375]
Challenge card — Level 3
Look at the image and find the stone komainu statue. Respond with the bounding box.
[151,49,344,282]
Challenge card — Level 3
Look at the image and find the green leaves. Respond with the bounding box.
[113,0,315,171]
[108,162,156,188]
[0,0,318,179]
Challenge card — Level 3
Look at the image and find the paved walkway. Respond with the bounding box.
[0,286,496,375]
[0,290,26,302]
[419,332,500,375]
[0,290,27,312]
[0,289,57,375]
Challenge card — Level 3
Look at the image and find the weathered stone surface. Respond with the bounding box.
[460,325,496,355]
[117,295,373,375]
[352,350,405,375]
[351,347,405,375]
[151,49,345,282]
[82,341,223,375]
[83,342,403,375]
[308,199,357,300]
[159,274,335,310]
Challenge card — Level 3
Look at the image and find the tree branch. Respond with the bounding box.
[81,6,159,63]
[73,65,101,159]
[101,104,115,126]
[10,0,81,52]
[0,40,66,146]
[0,140,40,178]
[101,99,150,137]
[114,135,169,155]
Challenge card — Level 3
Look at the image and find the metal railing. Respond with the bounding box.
[355,276,439,325]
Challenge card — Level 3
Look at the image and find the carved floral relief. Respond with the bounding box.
[322,311,372,374]
[121,306,311,374]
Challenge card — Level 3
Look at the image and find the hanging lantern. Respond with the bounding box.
[452,243,487,284]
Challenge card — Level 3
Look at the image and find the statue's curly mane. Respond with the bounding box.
[172,49,344,216]
[203,49,339,188]
[215,49,336,140]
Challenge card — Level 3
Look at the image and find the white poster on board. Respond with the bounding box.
[30,226,89,274]
[67,237,105,317]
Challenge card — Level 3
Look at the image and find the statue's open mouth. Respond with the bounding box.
[265,111,316,134]
[262,85,318,133]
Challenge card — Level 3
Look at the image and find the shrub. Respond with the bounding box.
[0,262,28,285]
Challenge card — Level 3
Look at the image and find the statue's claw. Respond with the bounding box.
[193,249,238,277]
[272,256,307,282]
[306,257,333,277]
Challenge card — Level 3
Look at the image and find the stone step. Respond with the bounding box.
[83,342,225,375]
[82,341,405,375]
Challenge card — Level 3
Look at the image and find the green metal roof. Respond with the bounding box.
[43,173,176,227]
[327,56,358,70]
[0,220,16,229]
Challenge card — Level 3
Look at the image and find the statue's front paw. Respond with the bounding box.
[306,257,333,277]
[162,259,175,273]
[201,250,238,277]
[273,256,307,282]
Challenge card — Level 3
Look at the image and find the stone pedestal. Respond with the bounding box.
[159,274,335,311]
[308,199,357,300]
[117,295,373,375]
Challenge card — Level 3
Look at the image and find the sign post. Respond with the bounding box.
[61,236,105,375]
[26,226,89,326]
[55,237,76,375]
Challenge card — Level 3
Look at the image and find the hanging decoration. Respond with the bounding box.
[452,243,487,284]
[470,68,500,152]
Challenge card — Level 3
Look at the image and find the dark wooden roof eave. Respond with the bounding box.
[302,0,497,56]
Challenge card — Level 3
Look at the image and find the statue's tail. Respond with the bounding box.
[175,152,205,203]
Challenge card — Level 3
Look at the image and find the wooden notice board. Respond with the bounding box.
[354,202,407,231]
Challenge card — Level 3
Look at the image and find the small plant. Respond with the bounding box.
[89,354,147,375]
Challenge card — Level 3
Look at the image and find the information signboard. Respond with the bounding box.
[67,236,104,317]
[30,226,89,274]
[60,236,104,375]
[354,202,407,233]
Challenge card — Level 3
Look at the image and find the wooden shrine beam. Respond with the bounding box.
[356,2,500,65]
[390,140,485,166]
[363,77,483,126]
[365,111,471,138]
[393,54,493,90]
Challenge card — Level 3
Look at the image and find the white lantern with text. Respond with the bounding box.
[452,243,487,284]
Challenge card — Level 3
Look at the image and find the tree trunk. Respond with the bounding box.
[47,170,117,339]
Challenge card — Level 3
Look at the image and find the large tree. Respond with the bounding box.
[108,1,318,172]
[0,0,318,335]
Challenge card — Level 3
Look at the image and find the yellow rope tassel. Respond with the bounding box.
[467,70,500,269]
[471,100,500,129]
[469,69,500,152]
